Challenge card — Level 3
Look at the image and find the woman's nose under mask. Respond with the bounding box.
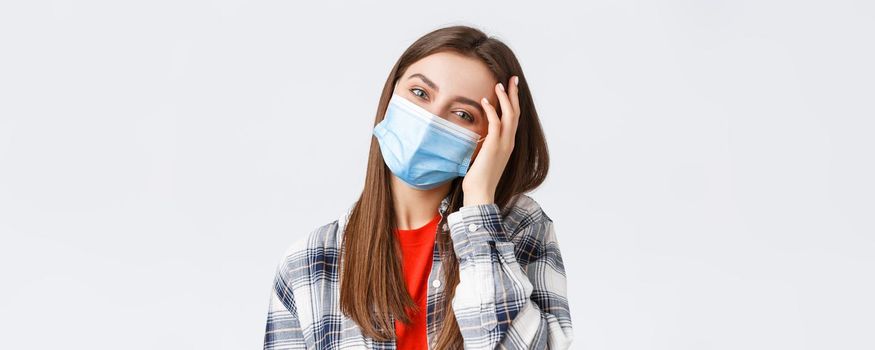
[373,93,484,190]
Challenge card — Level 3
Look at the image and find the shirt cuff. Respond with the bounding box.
[446,203,510,259]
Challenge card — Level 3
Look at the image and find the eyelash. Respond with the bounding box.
[409,87,475,124]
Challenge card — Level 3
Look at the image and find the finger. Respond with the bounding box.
[494,82,514,142]
[508,76,520,117]
[481,97,500,144]
[506,76,521,140]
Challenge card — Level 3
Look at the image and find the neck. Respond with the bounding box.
[389,175,450,230]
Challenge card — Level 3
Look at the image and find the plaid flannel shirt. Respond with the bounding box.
[264,193,573,349]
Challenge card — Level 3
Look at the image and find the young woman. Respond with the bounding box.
[264,25,573,349]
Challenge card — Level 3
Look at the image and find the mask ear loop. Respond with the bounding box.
[475,136,485,143]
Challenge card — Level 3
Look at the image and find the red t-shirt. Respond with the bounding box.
[392,211,441,350]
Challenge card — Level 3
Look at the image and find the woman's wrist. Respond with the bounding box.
[463,192,495,207]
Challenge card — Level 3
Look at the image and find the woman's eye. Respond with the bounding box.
[454,111,474,123]
[410,88,428,100]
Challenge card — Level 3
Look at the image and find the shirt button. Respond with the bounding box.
[432,279,441,288]
[467,223,479,232]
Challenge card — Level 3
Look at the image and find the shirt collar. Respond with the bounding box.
[438,192,451,215]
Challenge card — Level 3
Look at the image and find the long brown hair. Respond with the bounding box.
[339,25,550,349]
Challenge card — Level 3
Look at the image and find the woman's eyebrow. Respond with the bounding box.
[408,72,484,113]
[408,73,440,92]
[453,96,483,111]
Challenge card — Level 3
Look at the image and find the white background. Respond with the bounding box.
[1,1,873,349]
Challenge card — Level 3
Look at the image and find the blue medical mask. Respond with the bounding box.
[373,93,485,190]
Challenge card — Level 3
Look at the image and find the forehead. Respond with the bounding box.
[402,51,496,99]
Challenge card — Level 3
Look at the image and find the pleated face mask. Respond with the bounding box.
[373,93,485,190]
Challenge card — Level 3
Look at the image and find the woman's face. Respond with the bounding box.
[392,51,499,162]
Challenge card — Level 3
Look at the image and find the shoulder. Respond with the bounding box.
[500,193,565,267]
[501,193,554,239]
[275,214,346,285]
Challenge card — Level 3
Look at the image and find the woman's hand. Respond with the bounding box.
[462,75,521,207]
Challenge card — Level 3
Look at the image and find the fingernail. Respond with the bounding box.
[497,83,504,92]
[514,76,519,86]
[482,97,489,104]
